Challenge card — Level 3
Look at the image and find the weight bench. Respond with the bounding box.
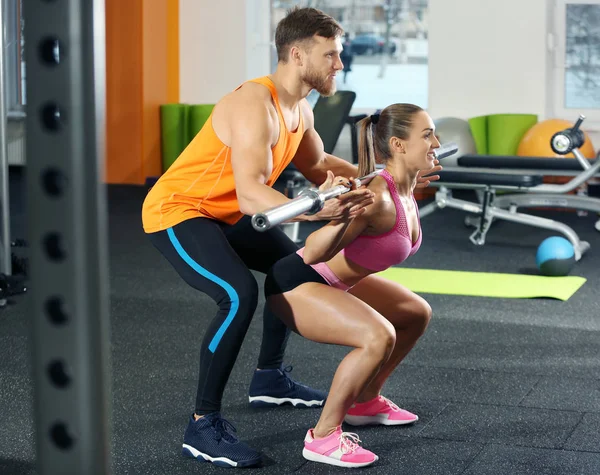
[420,154,600,261]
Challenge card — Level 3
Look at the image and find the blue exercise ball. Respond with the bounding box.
[536,237,576,276]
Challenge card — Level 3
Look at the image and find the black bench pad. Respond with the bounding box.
[438,170,544,187]
[458,154,596,170]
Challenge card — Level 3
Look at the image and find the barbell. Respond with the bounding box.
[251,142,458,232]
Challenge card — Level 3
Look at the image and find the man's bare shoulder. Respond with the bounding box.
[212,82,278,145]
[219,82,274,112]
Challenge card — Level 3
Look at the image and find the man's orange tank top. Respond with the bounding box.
[142,76,305,233]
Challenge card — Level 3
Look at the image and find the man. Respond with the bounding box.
[142,7,441,468]
[340,32,354,83]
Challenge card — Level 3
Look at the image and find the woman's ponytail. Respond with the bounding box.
[357,115,378,177]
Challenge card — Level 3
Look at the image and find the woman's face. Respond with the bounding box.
[403,111,441,170]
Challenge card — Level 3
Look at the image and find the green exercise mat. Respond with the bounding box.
[377,268,586,301]
[487,113,538,156]
[468,115,488,155]
[160,104,190,172]
[189,104,215,141]
[468,114,538,156]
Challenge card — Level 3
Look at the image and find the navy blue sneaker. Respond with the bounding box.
[248,365,327,408]
[181,413,262,468]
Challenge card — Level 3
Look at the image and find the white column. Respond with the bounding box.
[428,0,549,119]
[179,0,272,104]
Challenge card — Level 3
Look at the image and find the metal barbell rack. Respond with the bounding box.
[26,1,112,474]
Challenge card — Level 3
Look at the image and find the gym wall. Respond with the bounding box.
[105,0,179,184]
[178,0,271,104]
[428,0,550,120]
[428,0,599,147]
[105,0,597,185]
[104,0,270,185]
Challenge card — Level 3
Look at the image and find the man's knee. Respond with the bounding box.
[219,275,259,321]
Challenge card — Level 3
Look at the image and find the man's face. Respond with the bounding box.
[299,35,344,96]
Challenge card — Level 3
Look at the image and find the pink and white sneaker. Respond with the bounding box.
[345,395,419,426]
[302,426,378,468]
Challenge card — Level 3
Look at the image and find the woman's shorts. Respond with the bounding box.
[265,252,350,298]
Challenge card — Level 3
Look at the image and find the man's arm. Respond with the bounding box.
[229,91,291,216]
[292,100,359,184]
[226,90,373,223]
[289,127,375,223]
[294,128,359,183]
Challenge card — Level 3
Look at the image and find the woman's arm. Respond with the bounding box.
[302,217,366,265]
[302,191,385,265]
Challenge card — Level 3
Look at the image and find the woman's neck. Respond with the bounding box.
[384,162,418,197]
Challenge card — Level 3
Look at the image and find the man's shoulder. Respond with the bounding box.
[212,81,279,144]
[218,81,276,115]
[233,80,273,101]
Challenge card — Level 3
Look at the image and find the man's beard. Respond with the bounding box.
[302,66,336,96]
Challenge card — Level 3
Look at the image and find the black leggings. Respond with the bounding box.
[265,252,328,297]
[148,216,298,415]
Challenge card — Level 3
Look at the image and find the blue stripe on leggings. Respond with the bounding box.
[167,227,239,353]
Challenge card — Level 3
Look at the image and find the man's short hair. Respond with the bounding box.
[275,7,344,63]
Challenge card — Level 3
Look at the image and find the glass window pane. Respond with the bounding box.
[20,0,25,106]
[3,0,25,109]
[565,3,600,109]
[271,0,429,110]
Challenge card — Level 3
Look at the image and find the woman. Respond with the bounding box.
[264,103,440,468]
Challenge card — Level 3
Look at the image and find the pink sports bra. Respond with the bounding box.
[340,169,422,272]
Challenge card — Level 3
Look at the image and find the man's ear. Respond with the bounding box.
[290,45,303,66]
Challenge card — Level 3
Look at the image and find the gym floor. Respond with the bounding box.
[2,171,600,474]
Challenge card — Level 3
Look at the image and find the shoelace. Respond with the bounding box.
[282,365,302,389]
[211,417,238,443]
[339,432,362,454]
[380,396,401,412]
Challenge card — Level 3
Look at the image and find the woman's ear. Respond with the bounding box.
[390,137,406,154]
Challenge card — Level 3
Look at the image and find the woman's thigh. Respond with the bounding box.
[268,282,394,347]
[348,274,432,329]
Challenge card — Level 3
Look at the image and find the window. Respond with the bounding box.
[4,0,25,113]
[270,0,429,112]
[551,0,600,122]
[3,0,26,167]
